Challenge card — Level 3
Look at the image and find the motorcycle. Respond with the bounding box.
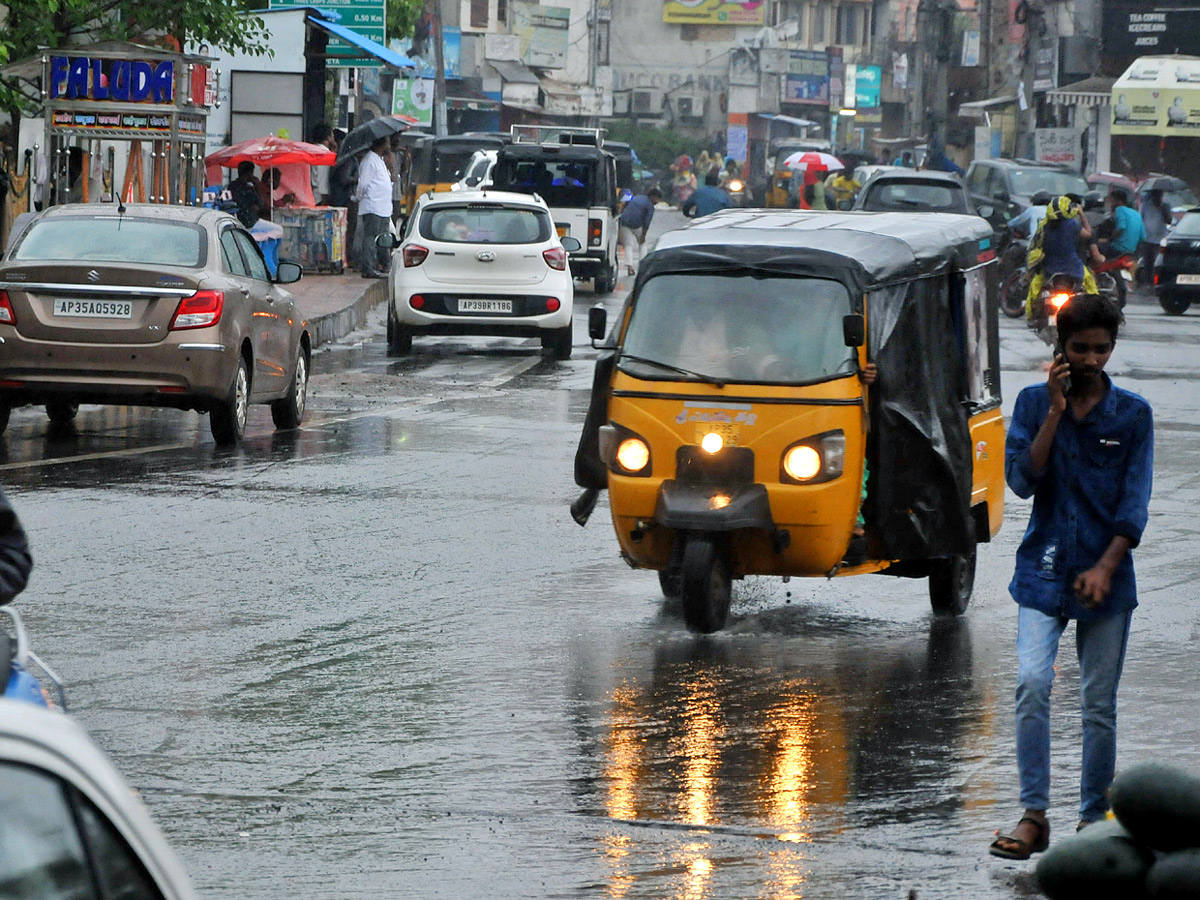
[724,177,751,208]
[1028,272,1081,347]
[998,227,1031,319]
[1093,253,1135,309]
[2,605,66,710]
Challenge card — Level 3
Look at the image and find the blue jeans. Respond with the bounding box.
[1015,605,1132,822]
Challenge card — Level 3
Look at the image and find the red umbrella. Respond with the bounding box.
[205,136,336,169]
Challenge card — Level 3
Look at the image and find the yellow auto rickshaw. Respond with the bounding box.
[572,209,1005,632]
[402,134,507,212]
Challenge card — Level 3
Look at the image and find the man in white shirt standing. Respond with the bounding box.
[355,135,393,278]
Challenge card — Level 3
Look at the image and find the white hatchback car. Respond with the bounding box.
[381,190,580,358]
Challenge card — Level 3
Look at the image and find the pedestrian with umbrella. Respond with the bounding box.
[356,135,393,279]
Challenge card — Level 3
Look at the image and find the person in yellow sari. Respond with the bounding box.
[1025,196,1098,318]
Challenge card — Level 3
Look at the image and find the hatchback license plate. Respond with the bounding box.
[1176,273,1200,285]
[53,298,133,318]
[459,299,513,313]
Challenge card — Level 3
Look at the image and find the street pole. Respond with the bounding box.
[589,0,600,128]
[433,0,448,136]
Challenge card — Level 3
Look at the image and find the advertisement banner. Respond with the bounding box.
[783,50,828,104]
[1110,88,1161,135]
[1111,58,1200,135]
[893,52,908,90]
[663,0,765,25]
[1033,39,1058,91]
[391,27,462,79]
[510,2,570,69]
[1102,6,1200,57]
[1034,128,1080,166]
[855,65,881,108]
[392,78,435,126]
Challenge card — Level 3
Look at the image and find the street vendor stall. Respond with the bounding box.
[2,42,216,209]
[205,136,344,273]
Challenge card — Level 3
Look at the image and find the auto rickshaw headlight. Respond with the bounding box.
[599,424,652,476]
[781,430,846,484]
[700,432,724,454]
[616,438,650,473]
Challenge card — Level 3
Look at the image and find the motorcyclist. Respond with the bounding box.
[1096,192,1145,261]
[1008,190,1053,240]
[1,487,32,605]
[1025,195,1098,317]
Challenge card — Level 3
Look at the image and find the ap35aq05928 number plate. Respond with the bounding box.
[458,299,513,313]
[53,298,133,318]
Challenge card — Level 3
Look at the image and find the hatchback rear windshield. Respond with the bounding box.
[12,217,205,267]
[864,180,968,213]
[421,205,551,244]
[1171,212,1200,237]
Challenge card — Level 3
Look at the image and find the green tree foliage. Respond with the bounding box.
[387,0,426,44]
[602,122,700,175]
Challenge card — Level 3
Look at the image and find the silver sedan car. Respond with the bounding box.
[0,204,311,445]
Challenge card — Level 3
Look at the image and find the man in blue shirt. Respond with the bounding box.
[1099,192,1146,259]
[617,187,661,276]
[681,172,732,219]
[990,294,1153,859]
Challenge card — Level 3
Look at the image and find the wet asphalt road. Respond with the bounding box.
[3,212,1200,899]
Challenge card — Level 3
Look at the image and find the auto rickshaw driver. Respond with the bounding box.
[572,209,1005,634]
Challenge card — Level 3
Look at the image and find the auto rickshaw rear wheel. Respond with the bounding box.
[658,567,681,599]
[928,543,977,616]
[679,536,732,633]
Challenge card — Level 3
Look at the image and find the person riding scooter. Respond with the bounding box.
[1025,195,1098,317]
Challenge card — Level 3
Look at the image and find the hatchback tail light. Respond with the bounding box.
[403,244,430,267]
[588,219,602,247]
[170,290,223,330]
[543,247,568,270]
[0,290,15,325]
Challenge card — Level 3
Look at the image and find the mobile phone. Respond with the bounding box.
[1054,345,1072,395]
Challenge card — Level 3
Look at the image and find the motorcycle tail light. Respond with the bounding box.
[170,290,223,330]
[588,218,602,247]
[0,290,15,325]
[1048,292,1072,312]
[403,244,430,267]
[543,246,568,270]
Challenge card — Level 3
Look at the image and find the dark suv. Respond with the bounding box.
[965,159,1089,230]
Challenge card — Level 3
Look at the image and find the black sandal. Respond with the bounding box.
[989,815,1050,860]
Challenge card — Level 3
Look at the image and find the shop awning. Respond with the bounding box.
[447,87,501,111]
[956,95,1018,118]
[759,113,820,128]
[1046,76,1116,107]
[309,17,418,69]
[489,59,540,85]
[1111,56,1200,136]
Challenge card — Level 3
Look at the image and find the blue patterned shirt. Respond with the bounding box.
[1005,375,1153,619]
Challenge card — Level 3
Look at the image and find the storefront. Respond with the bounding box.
[5,42,214,208]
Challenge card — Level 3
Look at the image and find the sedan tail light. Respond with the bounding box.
[587,219,602,247]
[170,290,224,330]
[543,247,568,270]
[403,244,430,267]
[0,290,15,325]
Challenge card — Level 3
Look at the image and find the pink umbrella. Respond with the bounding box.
[782,150,844,172]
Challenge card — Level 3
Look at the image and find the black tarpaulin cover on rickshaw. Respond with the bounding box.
[574,211,997,560]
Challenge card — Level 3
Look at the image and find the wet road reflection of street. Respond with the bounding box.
[4,231,1200,897]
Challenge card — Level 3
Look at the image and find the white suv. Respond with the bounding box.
[381,190,580,358]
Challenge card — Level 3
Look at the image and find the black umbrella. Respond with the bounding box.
[1141,174,1187,193]
[336,115,416,161]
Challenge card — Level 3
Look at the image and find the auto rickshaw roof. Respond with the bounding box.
[647,210,995,292]
[497,143,615,163]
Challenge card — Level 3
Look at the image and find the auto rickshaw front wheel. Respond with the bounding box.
[928,544,977,616]
[679,536,732,633]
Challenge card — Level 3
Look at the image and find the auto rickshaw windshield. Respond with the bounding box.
[620,273,857,384]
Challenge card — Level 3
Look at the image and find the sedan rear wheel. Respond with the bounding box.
[1159,292,1192,316]
[271,347,308,429]
[211,356,250,446]
[45,400,79,425]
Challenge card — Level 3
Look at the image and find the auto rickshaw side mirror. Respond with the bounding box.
[842,314,865,347]
[588,305,608,343]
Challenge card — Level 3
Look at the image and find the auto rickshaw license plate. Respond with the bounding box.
[696,422,740,445]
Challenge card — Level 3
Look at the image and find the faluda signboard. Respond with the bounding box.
[48,55,175,104]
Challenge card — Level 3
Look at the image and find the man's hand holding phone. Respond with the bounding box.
[1048,350,1071,412]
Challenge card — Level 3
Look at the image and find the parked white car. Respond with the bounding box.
[380,190,580,359]
[0,699,198,899]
